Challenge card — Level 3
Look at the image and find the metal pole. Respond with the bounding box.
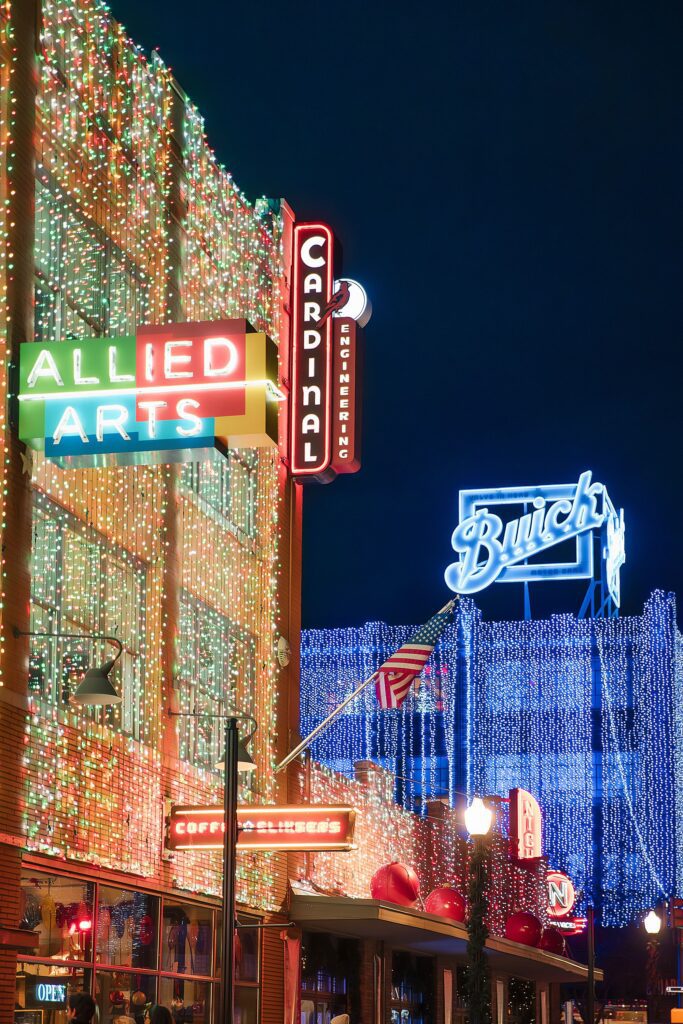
[219,717,239,1024]
[274,672,378,774]
[587,906,595,1024]
[274,598,456,775]
[677,925,682,1009]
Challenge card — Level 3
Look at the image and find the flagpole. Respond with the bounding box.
[274,598,457,776]
[274,671,378,774]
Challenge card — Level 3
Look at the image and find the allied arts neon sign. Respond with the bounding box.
[445,471,625,604]
[18,319,281,467]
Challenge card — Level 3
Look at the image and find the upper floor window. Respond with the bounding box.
[30,494,147,739]
[176,591,256,770]
[34,177,149,342]
[180,451,258,542]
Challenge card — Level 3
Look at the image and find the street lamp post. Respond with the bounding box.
[168,709,256,1024]
[465,798,494,1024]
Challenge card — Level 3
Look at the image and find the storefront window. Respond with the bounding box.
[508,977,536,1024]
[236,985,259,1024]
[158,976,213,1022]
[15,869,227,1024]
[95,970,156,1023]
[162,901,214,977]
[390,951,434,1024]
[96,886,159,970]
[301,933,360,1024]
[16,962,90,1023]
[20,870,95,961]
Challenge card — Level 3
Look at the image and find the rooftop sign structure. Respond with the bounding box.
[444,470,625,617]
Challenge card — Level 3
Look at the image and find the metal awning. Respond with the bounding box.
[290,890,603,984]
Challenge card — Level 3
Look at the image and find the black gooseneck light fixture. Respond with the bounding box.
[14,628,123,705]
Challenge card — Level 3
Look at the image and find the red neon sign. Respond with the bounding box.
[546,869,576,919]
[166,804,357,852]
[554,916,587,935]
[289,223,335,481]
[509,788,542,863]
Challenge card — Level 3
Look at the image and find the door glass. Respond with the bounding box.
[158,975,212,1022]
[94,970,156,1022]
[161,900,214,977]
[235,985,259,1024]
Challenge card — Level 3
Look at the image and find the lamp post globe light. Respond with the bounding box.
[644,910,662,935]
[465,798,493,1024]
[464,797,493,838]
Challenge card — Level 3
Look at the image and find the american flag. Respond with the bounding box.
[374,602,454,710]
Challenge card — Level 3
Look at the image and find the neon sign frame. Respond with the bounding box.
[445,470,625,608]
[18,320,281,467]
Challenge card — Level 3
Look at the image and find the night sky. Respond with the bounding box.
[114,0,683,628]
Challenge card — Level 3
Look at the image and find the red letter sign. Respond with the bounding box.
[546,869,576,919]
[290,223,335,481]
[509,787,542,863]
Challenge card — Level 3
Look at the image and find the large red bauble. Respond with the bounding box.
[505,911,542,947]
[370,862,420,907]
[539,927,567,956]
[424,887,466,922]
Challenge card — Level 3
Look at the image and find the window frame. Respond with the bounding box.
[175,589,257,771]
[30,491,147,739]
[16,864,258,1023]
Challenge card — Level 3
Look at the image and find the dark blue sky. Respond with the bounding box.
[115,0,683,628]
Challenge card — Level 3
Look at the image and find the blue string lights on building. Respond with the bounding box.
[300,591,682,926]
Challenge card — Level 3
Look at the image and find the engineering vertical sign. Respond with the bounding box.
[289,222,368,483]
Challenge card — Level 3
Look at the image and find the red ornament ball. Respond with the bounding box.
[505,911,542,947]
[370,862,420,907]
[539,926,567,956]
[424,887,466,922]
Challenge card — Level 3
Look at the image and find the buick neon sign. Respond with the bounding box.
[445,471,625,605]
[18,319,281,467]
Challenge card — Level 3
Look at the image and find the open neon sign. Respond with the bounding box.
[445,471,625,604]
[18,319,281,467]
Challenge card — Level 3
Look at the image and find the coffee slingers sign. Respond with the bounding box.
[289,222,368,483]
[18,319,281,467]
[166,804,357,852]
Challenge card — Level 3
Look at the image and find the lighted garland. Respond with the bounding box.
[0,5,14,690]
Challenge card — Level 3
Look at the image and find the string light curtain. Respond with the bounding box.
[13,0,284,910]
[301,592,683,925]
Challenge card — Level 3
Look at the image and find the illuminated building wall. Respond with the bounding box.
[301,591,683,925]
[0,0,297,991]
